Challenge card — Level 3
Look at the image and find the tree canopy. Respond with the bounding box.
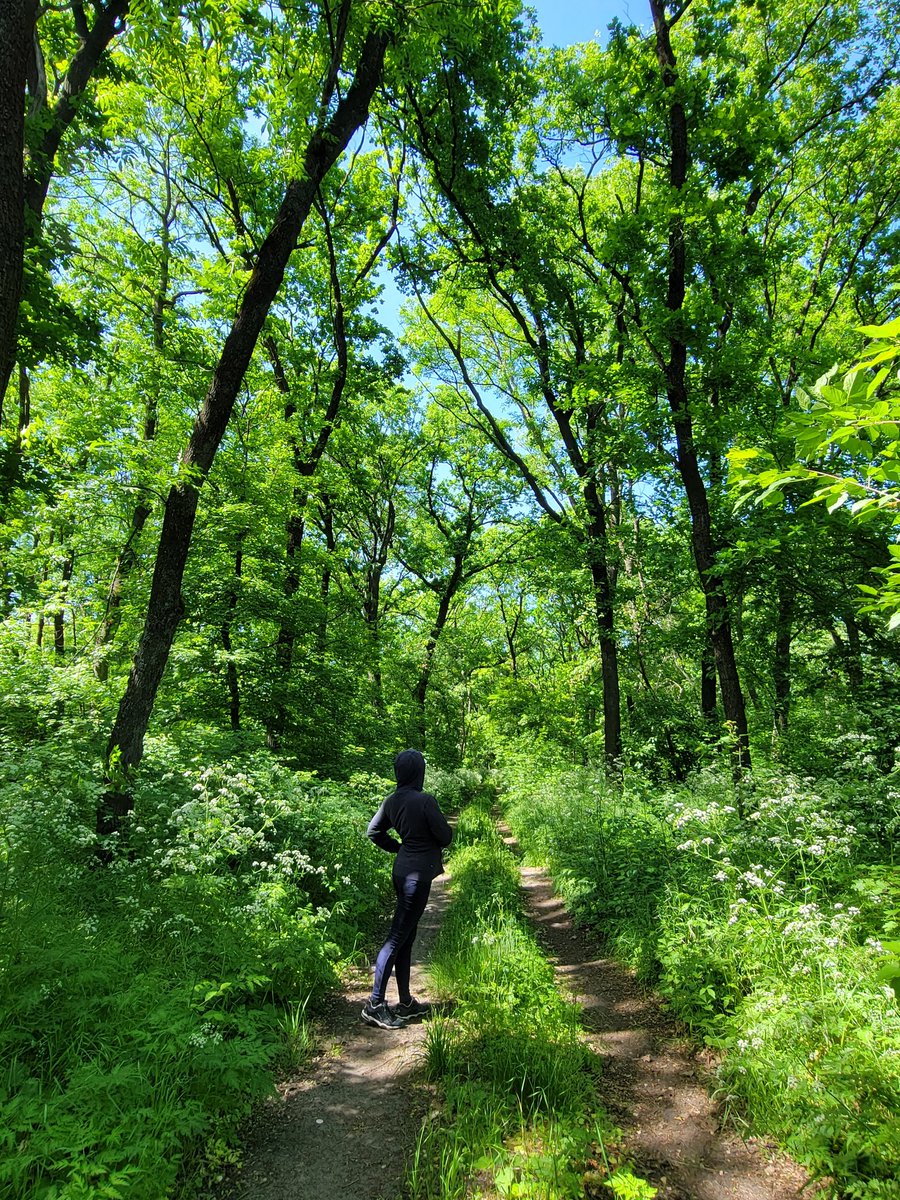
[2,3,900,1191]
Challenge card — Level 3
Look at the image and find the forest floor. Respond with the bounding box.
[216,853,810,1200]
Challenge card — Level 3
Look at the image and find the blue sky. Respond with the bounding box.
[528,0,639,46]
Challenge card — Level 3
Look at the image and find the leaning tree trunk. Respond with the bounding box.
[650,0,750,769]
[100,27,390,835]
[24,0,130,224]
[12,0,130,409]
[2,0,129,488]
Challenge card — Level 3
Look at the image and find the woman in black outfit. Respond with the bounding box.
[363,749,453,1029]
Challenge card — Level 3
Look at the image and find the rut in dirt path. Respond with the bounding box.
[215,879,449,1200]
[517,861,810,1200]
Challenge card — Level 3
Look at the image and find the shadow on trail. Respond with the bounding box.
[519,864,808,1200]
[216,879,450,1200]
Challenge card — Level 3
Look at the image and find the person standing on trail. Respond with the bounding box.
[362,749,453,1030]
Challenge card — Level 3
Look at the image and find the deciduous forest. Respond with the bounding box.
[1,0,899,1196]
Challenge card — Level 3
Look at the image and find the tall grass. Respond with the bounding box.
[500,753,900,1200]
[408,799,655,1200]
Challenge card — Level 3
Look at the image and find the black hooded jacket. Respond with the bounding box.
[366,750,453,880]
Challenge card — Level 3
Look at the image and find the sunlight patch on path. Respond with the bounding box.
[517,863,808,1200]
[218,881,449,1200]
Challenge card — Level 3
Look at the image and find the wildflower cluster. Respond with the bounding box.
[499,756,900,1198]
[0,731,396,1200]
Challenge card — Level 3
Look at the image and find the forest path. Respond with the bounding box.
[217,841,810,1200]
[216,878,449,1200]
[515,851,810,1200]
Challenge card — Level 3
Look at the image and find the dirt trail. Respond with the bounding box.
[216,879,448,1200]
[518,862,810,1200]
[218,843,809,1200]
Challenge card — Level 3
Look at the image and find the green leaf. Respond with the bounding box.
[857,317,900,338]
[867,366,891,399]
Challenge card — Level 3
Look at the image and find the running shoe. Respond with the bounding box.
[393,997,431,1022]
[361,1001,405,1029]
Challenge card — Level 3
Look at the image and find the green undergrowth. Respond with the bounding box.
[408,799,656,1200]
[0,729,414,1200]
[499,751,900,1200]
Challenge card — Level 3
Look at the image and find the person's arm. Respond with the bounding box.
[424,795,453,848]
[367,802,401,854]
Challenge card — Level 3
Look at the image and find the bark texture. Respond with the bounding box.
[650,0,750,769]
[0,0,36,402]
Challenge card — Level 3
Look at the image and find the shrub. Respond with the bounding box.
[0,732,394,1199]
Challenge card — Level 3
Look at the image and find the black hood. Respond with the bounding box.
[393,749,426,790]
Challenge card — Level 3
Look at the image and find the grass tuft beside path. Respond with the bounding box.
[406,800,656,1200]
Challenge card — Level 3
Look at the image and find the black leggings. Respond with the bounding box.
[371,871,432,1004]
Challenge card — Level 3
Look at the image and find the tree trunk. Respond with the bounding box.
[221,536,243,731]
[7,0,128,415]
[16,361,29,447]
[587,531,621,764]
[35,527,52,648]
[588,552,622,763]
[496,588,522,678]
[4,0,127,507]
[772,582,793,740]
[415,585,456,751]
[844,612,863,693]
[367,612,385,717]
[24,0,130,224]
[701,630,717,720]
[316,494,335,656]
[53,550,73,656]
[650,0,750,770]
[0,0,35,402]
[362,562,387,718]
[102,27,390,825]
